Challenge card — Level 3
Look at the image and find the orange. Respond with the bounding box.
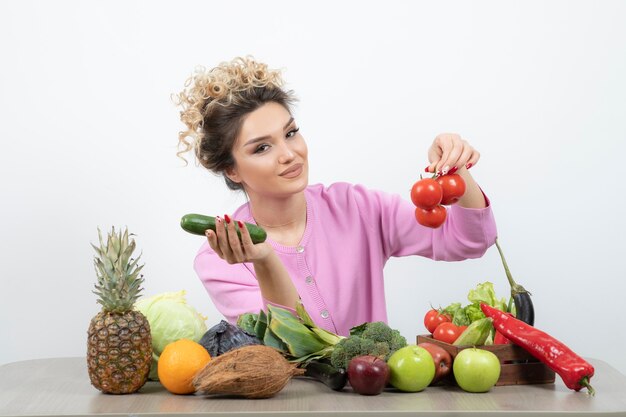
[158,339,211,394]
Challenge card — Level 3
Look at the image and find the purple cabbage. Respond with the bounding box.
[198,320,262,357]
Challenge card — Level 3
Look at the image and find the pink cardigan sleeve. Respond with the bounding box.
[193,243,265,324]
[194,242,298,324]
[350,184,497,261]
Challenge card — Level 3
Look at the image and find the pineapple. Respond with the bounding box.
[87,227,152,394]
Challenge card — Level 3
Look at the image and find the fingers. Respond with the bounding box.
[426,145,442,173]
[215,216,235,262]
[205,215,250,264]
[466,149,480,169]
[428,133,478,175]
[435,134,454,174]
[204,229,223,258]
[225,215,246,263]
[238,220,255,253]
[455,144,474,172]
[439,139,464,175]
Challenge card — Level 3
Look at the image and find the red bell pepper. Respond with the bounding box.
[480,303,595,395]
[493,311,514,345]
[493,330,510,345]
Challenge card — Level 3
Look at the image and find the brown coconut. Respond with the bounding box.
[192,344,305,399]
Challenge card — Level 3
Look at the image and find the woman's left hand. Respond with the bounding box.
[426,133,480,175]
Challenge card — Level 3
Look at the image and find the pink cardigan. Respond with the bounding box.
[194,182,497,336]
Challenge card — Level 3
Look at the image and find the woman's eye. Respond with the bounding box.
[254,144,270,154]
[286,127,300,138]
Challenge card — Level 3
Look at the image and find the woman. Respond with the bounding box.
[175,57,497,336]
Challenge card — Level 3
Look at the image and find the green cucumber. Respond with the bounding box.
[180,213,267,244]
[453,317,493,346]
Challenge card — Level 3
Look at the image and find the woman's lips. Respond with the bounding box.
[280,164,304,178]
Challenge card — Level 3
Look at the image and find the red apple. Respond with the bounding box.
[418,342,452,384]
[347,355,390,395]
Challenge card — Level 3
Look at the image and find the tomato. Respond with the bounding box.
[410,178,443,209]
[432,322,467,344]
[424,309,451,334]
[415,205,447,228]
[436,174,466,205]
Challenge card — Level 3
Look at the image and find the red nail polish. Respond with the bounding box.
[216,216,222,223]
[466,163,473,169]
[424,166,431,173]
[238,221,244,229]
[224,214,231,224]
[449,166,458,175]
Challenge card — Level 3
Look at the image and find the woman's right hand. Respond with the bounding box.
[205,214,273,264]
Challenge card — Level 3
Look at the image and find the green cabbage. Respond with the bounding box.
[135,290,208,380]
[464,304,486,322]
[442,282,512,328]
[467,281,508,313]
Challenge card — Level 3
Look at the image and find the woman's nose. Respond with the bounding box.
[277,143,296,163]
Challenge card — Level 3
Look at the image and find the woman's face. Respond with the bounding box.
[227,102,308,198]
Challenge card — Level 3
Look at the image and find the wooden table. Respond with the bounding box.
[1,357,625,416]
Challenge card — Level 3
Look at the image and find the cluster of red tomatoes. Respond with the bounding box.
[410,174,467,228]
[423,309,467,344]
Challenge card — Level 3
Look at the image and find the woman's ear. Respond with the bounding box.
[224,166,241,184]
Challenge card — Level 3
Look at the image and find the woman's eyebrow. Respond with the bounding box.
[244,117,295,147]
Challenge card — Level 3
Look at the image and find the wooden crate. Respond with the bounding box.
[416,334,555,386]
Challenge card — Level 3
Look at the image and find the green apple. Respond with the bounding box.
[453,348,501,393]
[387,345,435,392]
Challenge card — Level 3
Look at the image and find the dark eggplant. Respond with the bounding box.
[495,238,535,326]
[303,359,347,391]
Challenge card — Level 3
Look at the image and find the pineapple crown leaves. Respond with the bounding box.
[92,226,145,313]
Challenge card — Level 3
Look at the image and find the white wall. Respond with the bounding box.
[1,0,625,377]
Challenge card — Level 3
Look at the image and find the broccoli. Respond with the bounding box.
[390,331,407,352]
[370,341,391,359]
[329,321,407,369]
[361,321,394,343]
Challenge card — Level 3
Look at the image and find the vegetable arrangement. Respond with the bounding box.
[236,302,407,367]
[169,220,591,397]
[410,173,466,228]
[424,281,511,346]
[189,302,408,397]
[156,289,595,397]
[418,243,595,396]
[424,238,536,347]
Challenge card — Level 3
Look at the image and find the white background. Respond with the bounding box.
[1,0,625,377]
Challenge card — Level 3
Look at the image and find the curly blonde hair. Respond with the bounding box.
[174,56,297,190]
